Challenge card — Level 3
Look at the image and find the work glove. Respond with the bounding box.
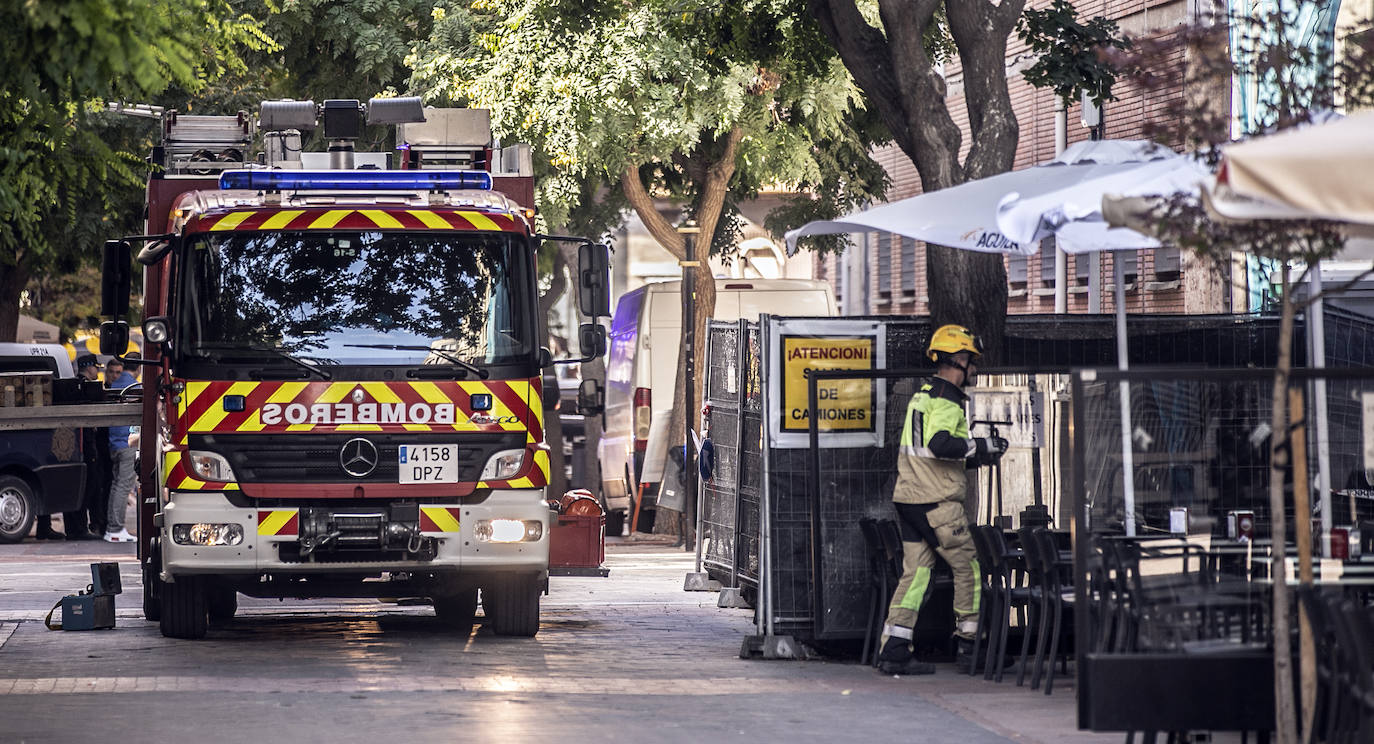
[972,436,1009,466]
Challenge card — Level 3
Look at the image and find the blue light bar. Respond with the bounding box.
[218,169,492,192]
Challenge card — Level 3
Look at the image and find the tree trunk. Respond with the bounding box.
[1269,263,1297,744]
[0,262,29,342]
[619,128,742,536]
[810,0,1018,352]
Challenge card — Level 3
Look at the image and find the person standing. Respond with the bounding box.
[877,325,1007,676]
[103,357,139,543]
[78,354,112,539]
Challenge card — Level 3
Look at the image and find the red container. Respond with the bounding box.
[549,513,606,568]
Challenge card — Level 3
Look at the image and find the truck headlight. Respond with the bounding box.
[172,523,244,546]
[473,519,543,543]
[479,449,525,480]
[187,451,236,482]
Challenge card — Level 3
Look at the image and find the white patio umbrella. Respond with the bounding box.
[785,139,1198,255]
[1203,110,1374,227]
[787,139,1210,536]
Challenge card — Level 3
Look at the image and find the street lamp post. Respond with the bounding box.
[678,220,700,556]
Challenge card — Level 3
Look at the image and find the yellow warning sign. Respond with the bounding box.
[781,336,876,432]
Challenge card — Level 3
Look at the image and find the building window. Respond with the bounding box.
[1008,253,1028,285]
[900,237,916,295]
[877,232,892,298]
[1154,246,1181,279]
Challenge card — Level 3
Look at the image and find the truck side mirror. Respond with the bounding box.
[101,239,132,318]
[577,243,610,317]
[578,323,606,359]
[99,320,130,357]
[577,379,604,417]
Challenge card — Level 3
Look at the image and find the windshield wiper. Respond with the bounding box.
[343,344,490,379]
[192,343,333,380]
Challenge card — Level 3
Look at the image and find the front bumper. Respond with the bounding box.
[160,489,549,579]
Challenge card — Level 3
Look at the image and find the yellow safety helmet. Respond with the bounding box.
[927,324,984,362]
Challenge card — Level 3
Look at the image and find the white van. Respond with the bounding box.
[597,279,837,531]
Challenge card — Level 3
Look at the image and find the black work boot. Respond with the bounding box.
[876,636,936,676]
[954,636,981,674]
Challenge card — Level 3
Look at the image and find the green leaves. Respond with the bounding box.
[409,0,886,252]
[1017,0,1130,108]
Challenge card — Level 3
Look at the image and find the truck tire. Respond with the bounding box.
[160,575,209,639]
[605,508,625,538]
[141,540,162,622]
[484,574,541,637]
[208,585,238,622]
[0,475,36,544]
[433,589,478,636]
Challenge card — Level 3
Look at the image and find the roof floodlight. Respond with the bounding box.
[367,97,426,126]
[260,100,317,131]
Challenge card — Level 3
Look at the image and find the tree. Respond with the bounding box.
[807,0,1024,351]
[413,0,888,521]
[1112,7,1374,742]
[0,0,272,341]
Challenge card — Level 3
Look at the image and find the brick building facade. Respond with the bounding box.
[815,0,1233,317]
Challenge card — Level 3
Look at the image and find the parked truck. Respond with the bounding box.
[99,98,610,639]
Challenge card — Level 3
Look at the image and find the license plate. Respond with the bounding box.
[398,444,459,484]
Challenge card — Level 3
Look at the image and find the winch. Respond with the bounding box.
[294,503,437,561]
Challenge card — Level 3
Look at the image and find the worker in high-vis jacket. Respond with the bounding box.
[877,324,1007,676]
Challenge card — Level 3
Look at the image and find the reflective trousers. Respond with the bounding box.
[882,500,981,638]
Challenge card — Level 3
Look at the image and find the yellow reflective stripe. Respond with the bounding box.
[410,381,448,405]
[315,382,353,404]
[189,381,258,432]
[408,210,452,229]
[420,507,461,533]
[360,209,404,229]
[309,210,352,229]
[182,381,210,418]
[899,565,932,613]
[457,210,499,231]
[360,382,402,404]
[210,211,254,231]
[258,510,296,536]
[259,210,305,229]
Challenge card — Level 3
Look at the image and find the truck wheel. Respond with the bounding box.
[208,585,238,622]
[605,508,625,538]
[433,589,478,636]
[484,574,541,637]
[0,475,36,544]
[142,540,162,622]
[160,576,209,639]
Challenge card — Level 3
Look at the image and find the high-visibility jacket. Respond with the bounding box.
[893,377,974,505]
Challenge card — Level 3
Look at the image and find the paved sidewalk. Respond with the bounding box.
[0,537,1126,743]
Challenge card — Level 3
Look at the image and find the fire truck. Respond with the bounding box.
[98,98,610,639]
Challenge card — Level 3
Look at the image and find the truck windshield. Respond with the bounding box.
[180,230,532,367]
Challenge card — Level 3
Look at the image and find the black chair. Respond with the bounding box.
[1015,526,1046,687]
[872,519,905,666]
[980,526,1030,682]
[1328,596,1374,743]
[858,518,889,668]
[1297,587,1346,744]
[1033,526,1074,695]
[968,525,996,676]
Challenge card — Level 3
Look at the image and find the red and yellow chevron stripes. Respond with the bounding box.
[476,446,550,490]
[177,379,538,435]
[419,507,462,533]
[190,208,521,234]
[257,509,299,536]
[163,450,240,491]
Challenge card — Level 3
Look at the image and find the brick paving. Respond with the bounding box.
[0,537,1135,743]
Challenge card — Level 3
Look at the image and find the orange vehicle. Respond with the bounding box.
[98,99,609,639]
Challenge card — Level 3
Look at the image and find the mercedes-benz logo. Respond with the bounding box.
[339,437,379,478]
